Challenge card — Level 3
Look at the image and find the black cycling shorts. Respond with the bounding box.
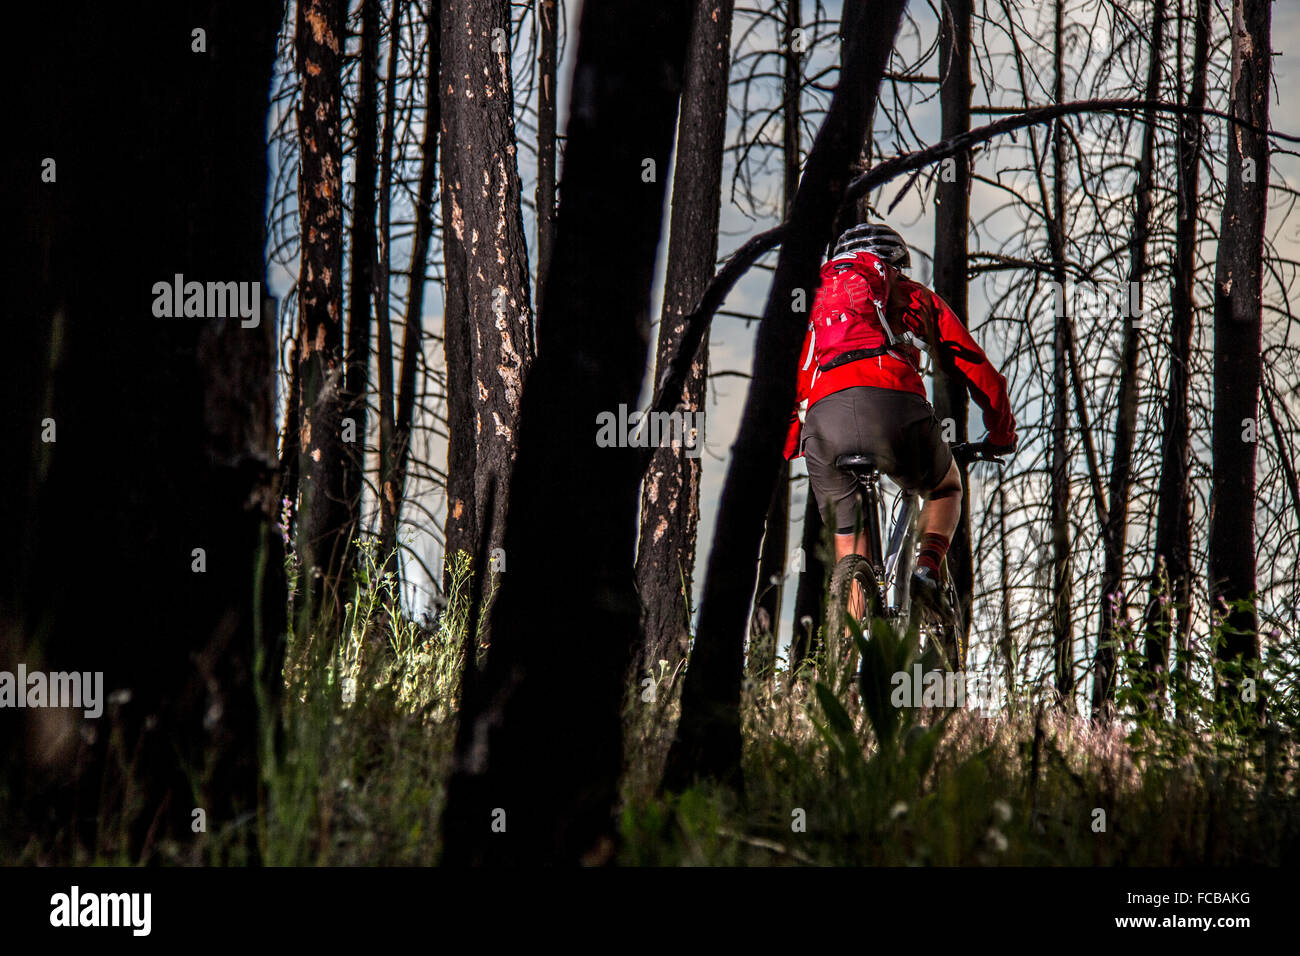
[801,385,954,533]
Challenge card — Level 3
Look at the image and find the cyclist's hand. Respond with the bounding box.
[984,435,1017,456]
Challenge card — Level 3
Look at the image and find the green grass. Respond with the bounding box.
[253,569,1299,865]
[254,543,471,865]
[616,614,1300,866]
[8,545,1294,865]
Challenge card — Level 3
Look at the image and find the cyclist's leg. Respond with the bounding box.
[883,397,958,564]
[833,530,865,562]
[804,392,871,558]
[914,460,961,624]
[804,391,876,621]
[917,457,961,543]
[879,396,961,625]
[886,436,961,662]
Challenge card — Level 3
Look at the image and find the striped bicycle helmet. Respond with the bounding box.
[832,222,911,270]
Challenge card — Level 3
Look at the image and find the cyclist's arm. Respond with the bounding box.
[783,322,816,459]
[927,291,1017,448]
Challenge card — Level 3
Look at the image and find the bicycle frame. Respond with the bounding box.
[834,441,1001,672]
[852,470,921,621]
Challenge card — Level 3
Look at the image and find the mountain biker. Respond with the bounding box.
[783,222,1017,613]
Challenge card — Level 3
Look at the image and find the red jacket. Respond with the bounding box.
[784,260,1017,459]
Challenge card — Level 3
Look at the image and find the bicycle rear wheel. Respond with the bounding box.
[825,554,878,686]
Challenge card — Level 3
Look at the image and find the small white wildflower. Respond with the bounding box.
[889,801,909,820]
[986,827,1008,853]
[992,799,1012,823]
[341,676,357,705]
[203,701,223,731]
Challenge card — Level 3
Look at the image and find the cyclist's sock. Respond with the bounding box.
[917,532,950,576]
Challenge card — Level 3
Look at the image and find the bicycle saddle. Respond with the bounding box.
[835,453,877,473]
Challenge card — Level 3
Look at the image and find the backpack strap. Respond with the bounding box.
[816,300,925,374]
[813,257,927,376]
[873,299,901,346]
[816,344,893,372]
[873,297,926,376]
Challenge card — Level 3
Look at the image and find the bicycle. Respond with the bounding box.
[823,441,1007,682]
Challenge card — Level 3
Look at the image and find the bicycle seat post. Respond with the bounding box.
[833,453,887,594]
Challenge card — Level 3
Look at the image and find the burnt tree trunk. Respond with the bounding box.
[1092,0,1166,720]
[374,0,402,576]
[1,0,285,858]
[784,0,803,219]
[748,465,788,681]
[296,0,351,628]
[997,480,1016,709]
[438,0,535,631]
[747,0,799,679]
[832,0,872,238]
[930,0,974,652]
[790,495,828,675]
[343,0,381,554]
[388,0,442,584]
[662,0,908,793]
[535,0,558,314]
[441,178,475,596]
[634,0,735,683]
[788,0,828,680]
[1144,0,1209,718]
[1208,0,1270,724]
[281,337,303,535]
[440,0,693,865]
[1048,0,1074,705]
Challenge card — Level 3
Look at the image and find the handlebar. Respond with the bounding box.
[951,441,1010,467]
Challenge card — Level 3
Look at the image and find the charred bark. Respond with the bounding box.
[748,464,789,681]
[296,0,351,627]
[1092,0,1166,720]
[343,0,381,554]
[1048,0,1074,704]
[1,0,285,858]
[634,0,735,683]
[440,0,693,865]
[790,494,828,675]
[1144,0,1209,718]
[438,0,535,632]
[931,0,974,650]
[374,0,402,577]
[1208,0,1270,725]
[750,0,795,682]
[387,0,442,583]
[662,0,908,792]
[535,0,558,314]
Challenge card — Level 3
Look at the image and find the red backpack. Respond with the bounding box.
[805,251,908,372]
